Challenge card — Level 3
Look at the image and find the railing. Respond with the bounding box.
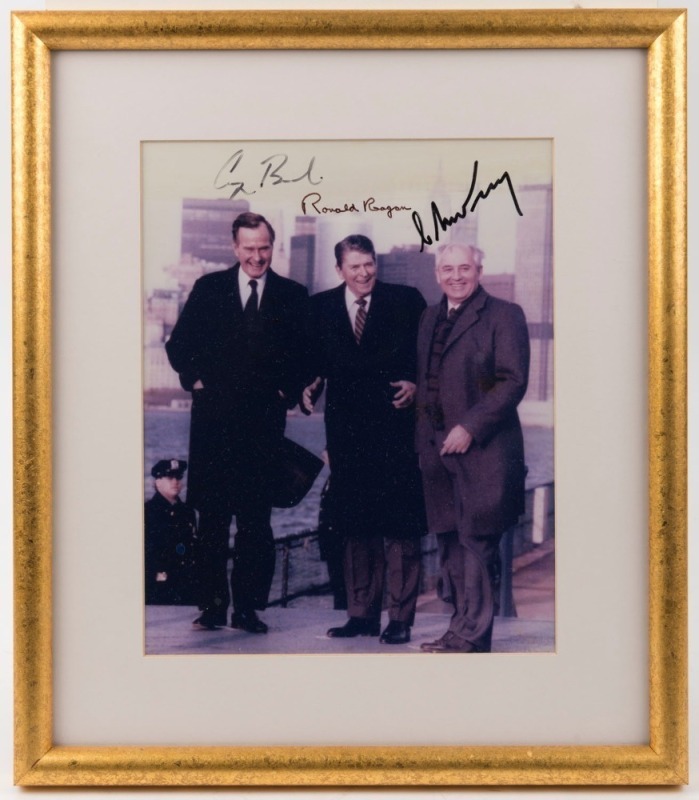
[267,481,554,615]
[270,528,327,608]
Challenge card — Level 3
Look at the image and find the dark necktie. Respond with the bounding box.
[243,279,258,327]
[354,298,367,343]
[425,304,460,430]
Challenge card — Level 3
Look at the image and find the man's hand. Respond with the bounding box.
[440,425,473,455]
[192,380,204,390]
[302,377,323,413]
[390,380,416,409]
[156,572,168,582]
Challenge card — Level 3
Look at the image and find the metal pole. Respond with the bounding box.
[281,544,291,608]
[499,527,517,618]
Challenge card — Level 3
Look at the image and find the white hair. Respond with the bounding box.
[436,243,484,269]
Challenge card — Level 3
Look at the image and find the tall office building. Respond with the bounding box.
[289,234,315,290]
[295,216,316,236]
[428,162,479,247]
[264,207,289,277]
[144,288,180,346]
[147,288,179,328]
[448,206,479,247]
[180,198,250,265]
[481,273,515,303]
[377,246,439,304]
[288,216,316,289]
[144,345,183,393]
[163,253,213,306]
[514,184,553,405]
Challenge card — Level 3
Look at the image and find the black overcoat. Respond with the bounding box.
[415,287,530,539]
[309,280,427,540]
[165,265,309,511]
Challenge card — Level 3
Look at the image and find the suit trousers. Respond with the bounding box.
[436,530,501,652]
[196,497,276,624]
[420,443,503,652]
[344,535,421,625]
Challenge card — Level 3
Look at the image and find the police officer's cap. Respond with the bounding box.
[151,459,187,479]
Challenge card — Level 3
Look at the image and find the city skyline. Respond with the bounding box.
[142,139,551,292]
[143,140,553,417]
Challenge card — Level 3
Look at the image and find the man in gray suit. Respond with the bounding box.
[415,243,530,653]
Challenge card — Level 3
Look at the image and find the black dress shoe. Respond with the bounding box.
[420,631,480,653]
[379,620,411,645]
[327,617,380,638]
[230,610,268,634]
[192,615,222,631]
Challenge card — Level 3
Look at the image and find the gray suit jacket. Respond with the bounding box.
[415,287,530,538]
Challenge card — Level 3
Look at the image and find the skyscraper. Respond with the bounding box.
[429,161,479,247]
[180,198,250,265]
[289,234,315,290]
[481,273,515,303]
[514,184,553,405]
[377,246,439,304]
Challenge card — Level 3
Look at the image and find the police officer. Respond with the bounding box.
[145,459,198,606]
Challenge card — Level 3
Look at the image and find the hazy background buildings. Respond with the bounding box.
[144,193,553,424]
[143,140,553,425]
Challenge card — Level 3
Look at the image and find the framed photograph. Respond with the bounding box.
[142,138,554,656]
[12,9,686,786]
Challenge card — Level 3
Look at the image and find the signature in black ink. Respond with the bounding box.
[214,149,323,199]
[302,193,359,215]
[362,197,412,219]
[302,192,412,219]
[412,161,523,252]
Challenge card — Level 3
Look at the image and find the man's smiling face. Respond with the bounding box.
[337,249,377,299]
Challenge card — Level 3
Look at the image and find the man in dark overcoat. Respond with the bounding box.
[166,212,309,633]
[144,459,198,605]
[303,234,427,645]
[416,243,530,653]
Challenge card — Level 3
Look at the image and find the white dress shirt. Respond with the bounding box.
[238,268,268,307]
[344,286,372,329]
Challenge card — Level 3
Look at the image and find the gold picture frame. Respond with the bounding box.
[12,9,687,787]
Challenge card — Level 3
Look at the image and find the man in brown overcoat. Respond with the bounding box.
[415,243,530,653]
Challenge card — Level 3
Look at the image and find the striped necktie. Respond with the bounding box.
[354,298,367,343]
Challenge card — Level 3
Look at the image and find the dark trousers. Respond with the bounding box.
[196,497,276,624]
[420,441,503,652]
[344,535,421,625]
[436,530,502,652]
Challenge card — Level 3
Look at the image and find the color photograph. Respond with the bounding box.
[141,139,554,655]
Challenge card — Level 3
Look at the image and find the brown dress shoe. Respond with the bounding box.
[420,631,480,653]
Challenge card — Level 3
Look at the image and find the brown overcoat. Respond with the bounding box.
[415,287,530,539]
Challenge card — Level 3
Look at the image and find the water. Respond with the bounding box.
[144,412,330,536]
[144,409,554,604]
